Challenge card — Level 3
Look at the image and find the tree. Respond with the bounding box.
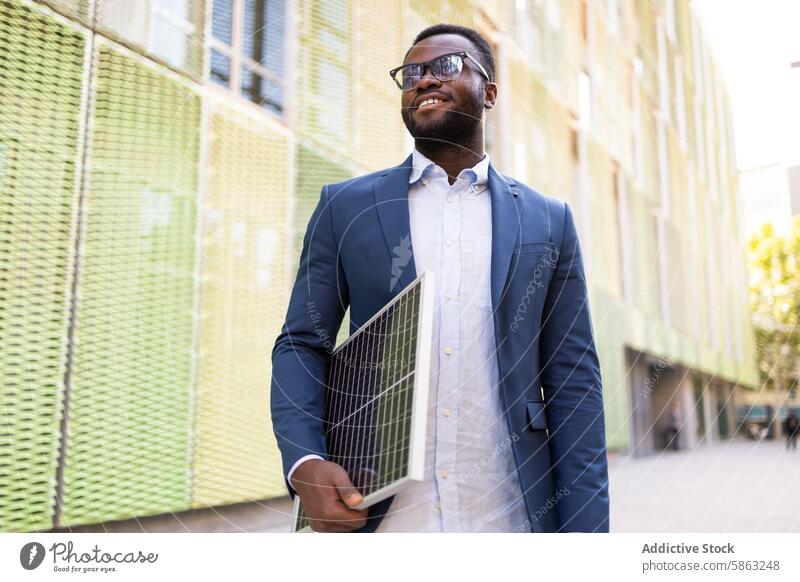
[746,217,800,396]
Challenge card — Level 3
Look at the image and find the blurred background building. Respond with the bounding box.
[0,0,757,532]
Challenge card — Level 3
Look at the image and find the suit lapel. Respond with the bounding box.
[488,163,522,310]
[373,156,522,305]
[373,155,417,295]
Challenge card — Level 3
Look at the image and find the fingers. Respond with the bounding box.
[331,467,364,509]
[299,461,368,532]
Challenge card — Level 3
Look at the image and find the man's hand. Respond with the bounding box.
[291,459,367,532]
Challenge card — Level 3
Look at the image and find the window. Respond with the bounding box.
[665,0,676,42]
[578,70,592,131]
[150,0,195,69]
[704,199,718,350]
[613,167,632,300]
[608,0,620,37]
[674,54,687,152]
[571,125,592,270]
[631,58,644,186]
[515,0,543,71]
[653,210,668,321]
[656,17,670,123]
[210,0,286,114]
[657,117,670,219]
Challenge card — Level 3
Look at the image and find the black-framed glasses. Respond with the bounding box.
[389,51,491,91]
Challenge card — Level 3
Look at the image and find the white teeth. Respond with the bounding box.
[419,98,444,108]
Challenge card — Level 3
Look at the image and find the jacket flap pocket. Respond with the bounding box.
[526,401,547,431]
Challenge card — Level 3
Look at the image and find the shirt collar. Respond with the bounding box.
[408,147,490,188]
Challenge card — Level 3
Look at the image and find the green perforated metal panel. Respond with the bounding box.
[191,104,290,507]
[294,144,351,346]
[294,144,351,260]
[34,0,91,23]
[59,44,200,527]
[94,0,206,80]
[354,0,405,171]
[296,0,352,156]
[0,0,86,533]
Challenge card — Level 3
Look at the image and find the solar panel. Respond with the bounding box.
[291,271,435,532]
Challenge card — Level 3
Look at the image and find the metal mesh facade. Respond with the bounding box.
[0,0,86,532]
[36,0,90,22]
[353,0,406,171]
[294,143,351,346]
[94,0,207,80]
[191,103,289,507]
[295,0,353,158]
[293,143,351,265]
[59,44,200,527]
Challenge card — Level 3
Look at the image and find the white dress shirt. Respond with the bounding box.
[289,149,530,532]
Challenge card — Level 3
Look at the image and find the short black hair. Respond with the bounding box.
[407,23,496,83]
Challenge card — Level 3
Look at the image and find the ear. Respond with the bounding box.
[483,81,497,110]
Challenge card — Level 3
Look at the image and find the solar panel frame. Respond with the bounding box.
[291,270,435,532]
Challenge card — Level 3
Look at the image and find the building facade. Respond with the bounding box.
[0,0,756,531]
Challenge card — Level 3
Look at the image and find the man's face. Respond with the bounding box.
[400,34,496,150]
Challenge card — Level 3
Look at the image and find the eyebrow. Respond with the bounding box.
[403,52,457,66]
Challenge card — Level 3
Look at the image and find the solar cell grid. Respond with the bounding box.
[292,271,434,532]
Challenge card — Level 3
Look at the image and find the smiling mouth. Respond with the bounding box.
[416,97,449,110]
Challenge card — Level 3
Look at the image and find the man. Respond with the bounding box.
[667,403,682,451]
[271,23,609,533]
[785,411,799,451]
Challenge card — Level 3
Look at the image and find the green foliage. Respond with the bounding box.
[747,217,800,392]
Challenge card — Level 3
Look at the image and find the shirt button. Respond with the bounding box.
[443,408,451,417]
[444,347,453,356]
[422,178,428,185]
[447,196,454,203]
[434,505,442,515]
[440,469,449,479]
[445,292,453,300]
[445,239,454,246]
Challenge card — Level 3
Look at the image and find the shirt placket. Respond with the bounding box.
[434,174,472,531]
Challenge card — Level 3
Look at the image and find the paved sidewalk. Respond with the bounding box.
[258,438,800,532]
[609,437,800,532]
[60,438,800,533]
[55,496,295,533]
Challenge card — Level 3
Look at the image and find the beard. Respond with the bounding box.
[401,94,483,154]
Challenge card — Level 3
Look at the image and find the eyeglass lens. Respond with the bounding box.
[401,54,463,90]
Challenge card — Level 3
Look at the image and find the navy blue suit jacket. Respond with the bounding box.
[270,155,610,532]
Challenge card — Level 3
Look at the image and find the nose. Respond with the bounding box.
[415,64,441,91]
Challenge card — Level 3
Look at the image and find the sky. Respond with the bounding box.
[693,0,800,171]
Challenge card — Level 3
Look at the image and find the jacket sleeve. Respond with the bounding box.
[539,201,610,532]
[270,185,349,496]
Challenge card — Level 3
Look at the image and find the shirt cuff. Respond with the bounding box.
[287,454,325,489]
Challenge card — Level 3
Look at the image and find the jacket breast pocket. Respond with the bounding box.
[526,401,548,431]
[513,241,557,256]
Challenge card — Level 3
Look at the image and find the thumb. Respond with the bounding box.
[331,467,363,508]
